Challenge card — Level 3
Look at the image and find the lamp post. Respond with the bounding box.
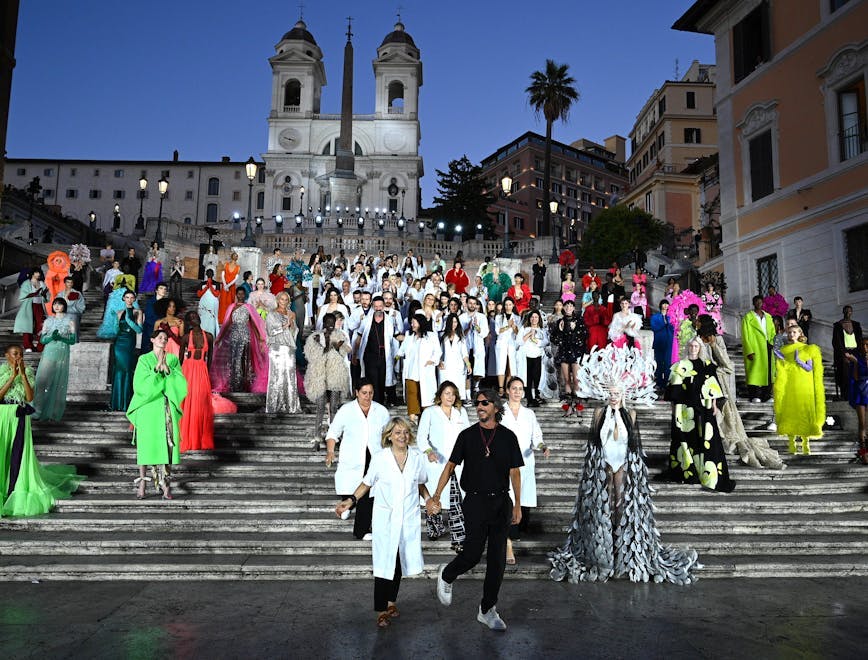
[500,174,513,257]
[112,203,121,232]
[454,224,463,242]
[400,188,406,217]
[88,211,96,233]
[135,176,147,231]
[274,214,283,234]
[241,157,257,247]
[549,199,561,263]
[299,186,305,216]
[154,177,168,248]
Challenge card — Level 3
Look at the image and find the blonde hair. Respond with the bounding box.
[381,417,416,448]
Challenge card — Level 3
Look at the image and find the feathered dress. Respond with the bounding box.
[549,407,700,584]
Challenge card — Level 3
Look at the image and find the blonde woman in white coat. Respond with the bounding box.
[439,313,472,400]
[494,297,521,396]
[335,417,435,628]
[501,376,549,565]
[416,381,470,549]
[396,314,440,423]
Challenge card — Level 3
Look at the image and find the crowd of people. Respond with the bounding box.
[2,242,867,631]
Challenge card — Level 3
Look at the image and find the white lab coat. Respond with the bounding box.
[363,446,428,579]
[396,331,440,407]
[439,334,469,399]
[415,405,470,509]
[501,403,544,507]
[459,311,489,378]
[327,400,391,494]
[494,313,520,374]
[514,326,549,385]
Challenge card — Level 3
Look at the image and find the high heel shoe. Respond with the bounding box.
[133,476,151,500]
[158,469,173,500]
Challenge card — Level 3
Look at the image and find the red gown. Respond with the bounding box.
[507,284,532,314]
[584,305,611,350]
[218,263,240,323]
[180,331,215,452]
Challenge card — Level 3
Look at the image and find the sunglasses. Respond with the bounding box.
[474,399,493,407]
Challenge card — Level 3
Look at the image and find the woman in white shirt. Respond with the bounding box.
[335,417,433,628]
[501,376,549,565]
[316,288,350,331]
[516,310,549,407]
[395,313,441,423]
[415,381,470,550]
[494,297,521,396]
[439,313,472,400]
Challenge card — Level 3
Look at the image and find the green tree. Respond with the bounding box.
[580,205,667,266]
[431,156,495,239]
[526,60,580,240]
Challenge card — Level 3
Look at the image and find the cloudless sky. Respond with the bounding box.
[6,0,714,206]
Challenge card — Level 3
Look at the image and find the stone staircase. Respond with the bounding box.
[0,280,866,581]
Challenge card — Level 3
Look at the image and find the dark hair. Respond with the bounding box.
[243,270,252,280]
[686,304,700,314]
[271,264,282,275]
[434,380,462,408]
[155,297,177,318]
[355,377,375,393]
[442,312,464,339]
[371,295,384,304]
[183,311,200,328]
[410,312,430,336]
[155,281,168,291]
[505,375,525,390]
[524,310,543,328]
[659,299,670,309]
[697,314,718,338]
[63,275,74,283]
[753,295,764,305]
[500,296,517,315]
[51,297,68,312]
[475,388,503,422]
[205,269,214,279]
[151,327,169,340]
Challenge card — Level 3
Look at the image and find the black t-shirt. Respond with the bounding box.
[364,318,386,360]
[449,423,524,494]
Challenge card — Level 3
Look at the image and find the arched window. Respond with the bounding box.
[206,203,218,223]
[388,81,405,114]
[207,177,220,196]
[284,79,301,109]
[354,141,363,156]
[321,142,332,156]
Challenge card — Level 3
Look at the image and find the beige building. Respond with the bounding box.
[674,0,868,340]
[623,61,718,250]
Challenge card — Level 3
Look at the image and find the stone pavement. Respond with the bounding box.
[1,577,866,659]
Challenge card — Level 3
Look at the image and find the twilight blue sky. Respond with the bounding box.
[6,0,713,206]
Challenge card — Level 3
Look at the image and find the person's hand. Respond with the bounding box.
[426,498,441,516]
[542,447,551,459]
[425,360,436,367]
[426,451,439,463]
[746,353,755,361]
[512,505,522,526]
[335,499,351,518]
[325,450,335,468]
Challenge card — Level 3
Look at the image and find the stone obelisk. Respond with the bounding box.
[330,18,358,211]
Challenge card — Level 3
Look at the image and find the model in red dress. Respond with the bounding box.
[179,314,215,452]
[507,274,532,315]
[218,255,241,323]
[583,296,611,350]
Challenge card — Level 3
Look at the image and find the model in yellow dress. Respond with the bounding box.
[773,324,825,455]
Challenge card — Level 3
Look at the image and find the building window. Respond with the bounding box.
[845,223,868,291]
[284,79,302,109]
[535,177,544,188]
[610,184,620,194]
[733,1,770,84]
[686,91,696,109]
[184,216,192,225]
[207,177,220,195]
[514,216,524,230]
[89,189,102,199]
[388,198,398,212]
[748,130,774,201]
[579,173,588,186]
[93,168,100,176]
[566,187,577,199]
[831,0,852,11]
[756,253,778,294]
[258,169,266,184]
[658,133,665,149]
[185,190,194,200]
[645,191,653,213]
[534,158,543,172]
[113,190,125,199]
[582,211,592,222]
[282,197,292,211]
[650,143,657,158]
[232,191,241,201]
[684,128,702,144]
[838,79,866,161]
[16,168,25,176]
[596,197,606,208]
[187,170,194,178]
[66,189,78,198]
[565,167,576,182]
[234,171,241,180]
[658,96,666,115]
[256,191,265,209]
[551,182,562,195]
[550,163,561,178]
[43,168,54,176]
[581,192,591,203]
[114,169,124,178]
[162,170,170,178]
[44,189,54,198]
[206,203,218,223]
[70,168,77,176]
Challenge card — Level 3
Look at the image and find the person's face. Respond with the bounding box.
[554,301,563,314]
[236,289,246,303]
[156,285,168,298]
[372,300,384,313]
[342,281,350,293]
[167,301,176,316]
[6,346,23,365]
[474,395,496,422]
[352,292,361,303]
[504,300,514,314]
[63,277,73,289]
[52,300,65,314]
[329,290,339,303]
[844,307,853,320]
[383,294,394,308]
[441,386,457,407]
[123,292,136,306]
[589,281,596,290]
[448,300,459,313]
[410,317,420,332]
[467,298,478,313]
[30,271,41,283]
[608,388,623,408]
[256,280,265,291]
[564,302,575,315]
[276,293,290,309]
[487,300,495,313]
[620,300,630,312]
[188,312,200,327]
[786,325,801,343]
[687,308,698,320]
[361,294,372,309]
[768,287,776,296]
[530,312,541,327]
[661,302,670,315]
[128,249,135,257]
[152,331,169,350]
[754,298,763,311]
[687,341,700,360]
[356,384,374,405]
[424,294,435,308]
[389,424,410,449]
[514,276,522,285]
[507,380,524,402]
[112,261,119,270]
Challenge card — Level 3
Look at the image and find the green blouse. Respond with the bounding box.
[0,363,35,404]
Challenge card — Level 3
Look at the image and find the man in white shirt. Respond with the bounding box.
[459,295,489,399]
[340,280,354,309]
[330,265,347,290]
[325,379,390,540]
[425,271,447,296]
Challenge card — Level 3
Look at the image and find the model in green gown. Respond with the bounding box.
[111,294,143,411]
[0,346,84,518]
[32,302,77,421]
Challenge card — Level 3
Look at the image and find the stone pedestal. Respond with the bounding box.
[493,257,522,278]
[69,342,111,390]
[232,246,264,281]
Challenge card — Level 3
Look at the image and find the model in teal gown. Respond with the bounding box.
[111,308,143,411]
[0,359,85,518]
[32,314,76,421]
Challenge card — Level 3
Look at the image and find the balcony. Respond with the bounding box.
[282,105,300,113]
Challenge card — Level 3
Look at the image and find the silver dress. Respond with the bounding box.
[265,310,301,413]
[229,305,251,392]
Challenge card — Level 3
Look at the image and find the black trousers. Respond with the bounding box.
[442,492,511,612]
[373,552,402,611]
[508,506,531,540]
[363,355,387,405]
[526,357,541,399]
[340,451,373,540]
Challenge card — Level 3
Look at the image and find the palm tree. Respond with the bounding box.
[526,60,580,241]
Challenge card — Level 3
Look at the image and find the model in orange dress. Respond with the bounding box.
[218,253,241,322]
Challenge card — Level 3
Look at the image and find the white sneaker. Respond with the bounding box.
[477,605,507,631]
[751,398,761,404]
[362,533,373,541]
[768,422,777,432]
[340,509,351,520]
[436,564,452,606]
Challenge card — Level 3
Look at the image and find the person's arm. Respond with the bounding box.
[334,482,371,517]
[428,461,456,514]
[510,467,522,524]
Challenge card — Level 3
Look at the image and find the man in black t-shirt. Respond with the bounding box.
[429,389,524,631]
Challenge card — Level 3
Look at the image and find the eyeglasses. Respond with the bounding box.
[474,399,492,407]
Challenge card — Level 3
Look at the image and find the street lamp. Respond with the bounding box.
[454,224,463,242]
[154,176,168,248]
[241,157,257,247]
[88,210,96,231]
[357,215,365,236]
[112,203,121,232]
[136,176,147,231]
[500,174,513,257]
[549,199,561,264]
[274,214,283,234]
[418,220,425,233]
[299,186,305,216]
[401,188,406,216]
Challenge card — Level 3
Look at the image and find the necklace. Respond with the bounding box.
[392,449,408,471]
[479,424,497,458]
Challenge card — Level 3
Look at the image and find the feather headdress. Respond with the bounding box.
[574,345,658,406]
